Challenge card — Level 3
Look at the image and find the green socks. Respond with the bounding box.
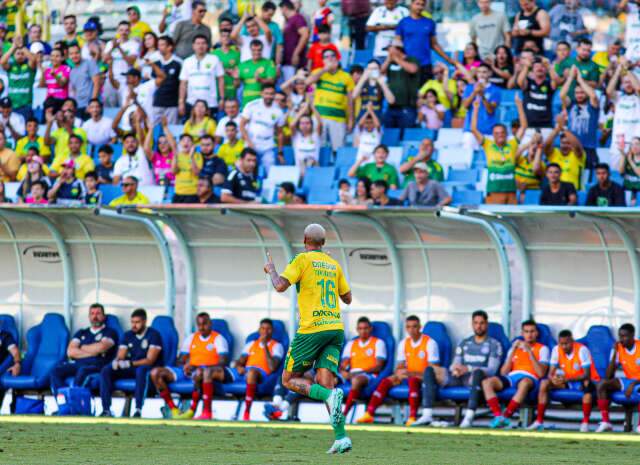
[309,383,332,402]
[334,417,346,440]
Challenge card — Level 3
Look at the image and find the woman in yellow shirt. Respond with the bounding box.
[170,133,202,203]
[183,100,216,144]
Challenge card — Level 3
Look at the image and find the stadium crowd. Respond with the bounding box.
[0,0,636,206]
[1,304,639,433]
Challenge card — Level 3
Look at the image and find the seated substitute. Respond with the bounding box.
[356,315,439,426]
[99,308,163,417]
[0,325,21,401]
[528,329,599,432]
[340,316,387,416]
[481,320,549,428]
[151,312,231,420]
[415,310,503,428]
[50,303,118,396]
[234,318,284,421]
[595,323,640,433]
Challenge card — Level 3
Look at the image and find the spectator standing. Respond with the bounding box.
[471,100,518,204]
[212,29,241,104]
[172,1,211,60]
[109,175,151,206]
[171,135,202,203]
[127,6,152,41]
[80,19,105,63]
[0,35,37,120]
[395,0,456,83]
[543,114,585,191]
[518,56,557,128]
[593,40,622,76]
[307,25,341,71]
[619,137,640,206]
[280,0,310,81]
[342,0,371,50]
[469,0,511,59]
[366,0,409,61]
[47,160,86,205]
[556,38,600,92]
[401,162,451,207]
[253,2,284,69]
[486,45,514,88]
[39,48,71,114]
[240,85,285,172]
[178,35,224,118]
[112,133,154,185]
[232,10,274,62]
[236,40,277,107]
[143,117,175,186]
[381,39,419,130]
[586,163,625,207]
[0,97,25,148]
[462,63,501,149]
[515,132,545,203]
[311,0,335,43]
[606,59,640,162]
[220,148,261,203]
[539,163,577,205]
[0,131,19,181]
[102,22,140,106]
[61,15,83,47]
[215,99,242,145]
[306,49,354,152]
[548,0,589,49]
[68,43,100,118]
[560,66,600,170]
[82,100,116,147]
[354,103,382,161]
[152,36,182,125]
[399,138,444,186]
[348,144,399,189]
[371,179,402,206]
[623,0,640,71]
[353,59,395,119]
[290,101,323,176]
[159,0,192,35]
[512,0,551,54]
[418,62,457,111]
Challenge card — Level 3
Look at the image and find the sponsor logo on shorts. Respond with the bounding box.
[312,310,341,319]
[302,361,312,366]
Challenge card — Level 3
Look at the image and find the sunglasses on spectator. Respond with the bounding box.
[122,183,134,187]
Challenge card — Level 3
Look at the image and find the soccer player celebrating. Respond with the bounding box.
[341,317,387,417]
[415,310,503,427]
[481,320,549,428]
[356,315,437,426]
[234,318,284,421]
[595,323,640,433]
[264,223,353,454]
[150,312,231,420]
[99,308,163,417]
[528,330,599,432]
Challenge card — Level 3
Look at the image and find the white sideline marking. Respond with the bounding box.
[0,415,639,443]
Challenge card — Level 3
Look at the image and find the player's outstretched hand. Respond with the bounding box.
[264,250,276,274]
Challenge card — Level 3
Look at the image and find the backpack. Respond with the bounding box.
[56,387,93,416]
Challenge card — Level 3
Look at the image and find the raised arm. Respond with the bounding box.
[263,252,291,293]
[470,100,484,145]
[559,65,577,107]
[514,93,528,140]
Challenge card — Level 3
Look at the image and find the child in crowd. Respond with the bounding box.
[95,145,114,184]
[83,171,102,205]
[24,180,48,204]
[417,89,446,130]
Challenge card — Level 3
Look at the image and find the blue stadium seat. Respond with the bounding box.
[501,89,519,104]
[339,322,395,399]
[447,168,479,184]
[106,315,124,342]
[335,147,357,168]
[223,320,289,398]
[488,322,511,364]
[551,326,615,405]
[536,323,557,349]
[452,190,483,205]
[1,313,69,392]
[302,167,336,192]
[401,140,422,159]
[0,315,19,375]
[319,146,333,167]
[524,190,541,205]
[353,49,374,65]
[308,188,338,205]
[381,128,400,146]
[99,184,124,205]
[111,143,123,163]
[280,146,295,166]
[577,191,587,206]
[403,128,435,142]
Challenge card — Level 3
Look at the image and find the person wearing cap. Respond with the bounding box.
[16,117,51,161]
[400,161,450,207]
[381,37,420,130]
[127,6,152,42]
[50,133,95,181]
[47,159,86,205]
[399,138,443,187]
[102,21,141,106]
[0,35,37,121]
[0,130,19,182]
[81,19,105,62]
[68,42,100,119]
[108,61,166,124]
[0,96,25,146]
[62,15,84,47]
[109,175,150,206]
[172,0,211,59]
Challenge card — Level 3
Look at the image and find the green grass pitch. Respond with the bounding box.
[0,416,638,464]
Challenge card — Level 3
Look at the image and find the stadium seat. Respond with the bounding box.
[103,107,120,119]
[524,190,541,205]
[335,147,357,168]
[381,128,400,146]
[596,148,611,165]
[352,49,374,65]
[439,147,474,172]
[139,186,165,204]
[1,313,69,394]
[302,167,336,192]
[308,187,338,205]
[267,166,300,186]
[488,322,511,364]
[111,143,123,163]
[4,182,20,202]
[223,320,289,398]
[401,140,422,159]
[447,168,480,184]
[0,315,19,375]
[435,128,463,149]
[577,191,587,206]
[339,321,395,399]
[403,128,435,142]
[99,184,124,205]
[452,190,483,205]
[280,146,295,166]
[319,146,333,167]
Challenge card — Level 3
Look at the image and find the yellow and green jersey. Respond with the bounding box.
[312,69,354,123]
[281,250,350,335]
[483,137,518,193]
[547,148,585,191]
[515,153,545,189]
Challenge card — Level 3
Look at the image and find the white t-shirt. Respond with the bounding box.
[113,147,154,185]
[366,6,409,57]
[356,128,381,161]
[625,4,640,69]
[166,1,192,35]
[292,131,321,166]
[214,115,242,142]
[179,54,224,108]
[81,117,116,146]
[550,345,591,372]
[341,337,387,373]
[240,99,285,151]
[239,34,273,62]
[104,39,141,82]
[0,112,25,147]
[611,92,640,163]
[140,50,163,80]
[396,335,440,364]
[241,339,285,359]
[180,331,229,356]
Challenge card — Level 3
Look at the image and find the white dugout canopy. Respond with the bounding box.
[0,205,638,355]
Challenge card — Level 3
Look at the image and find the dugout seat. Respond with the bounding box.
[550,325,615,404]
[0,314,19,375]
[1,313,69,392]
[389,321,453,401]
[223,320,289,397]
[339,321,395,399]
[168,319,235,395]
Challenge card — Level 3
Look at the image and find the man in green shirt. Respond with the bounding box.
[0,34,36,120]
[236,40,277,108]
[399,138,444,187]
[348,144,399,189]
[556,38,600,99]
[212,29,241,101]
